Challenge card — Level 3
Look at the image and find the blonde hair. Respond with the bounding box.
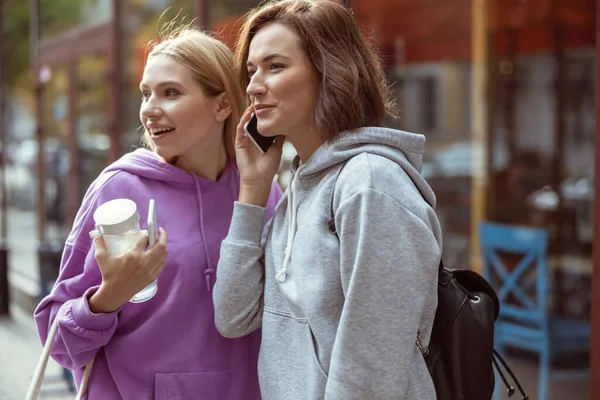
[142,28,245,161]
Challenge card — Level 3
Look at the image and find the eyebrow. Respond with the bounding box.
[246,53,290,67]
[139,80,184,90]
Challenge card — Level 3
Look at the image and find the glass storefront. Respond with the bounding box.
[353,0,476,269]
[41,64,69,241]
[487,17,595,326]
[355,1,594,396]
[393,61,474,269]
[76,54,111,204]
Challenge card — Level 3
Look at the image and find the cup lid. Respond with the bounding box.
[93,199,140,235]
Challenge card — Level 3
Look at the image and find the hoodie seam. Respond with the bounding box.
[334,187,433,235]
[263,306,308,323]
[335,153,423,208]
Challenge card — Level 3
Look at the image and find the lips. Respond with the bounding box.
[146,123,175,137]
[254,104,274,116]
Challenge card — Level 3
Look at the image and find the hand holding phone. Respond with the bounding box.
[244,113,274,154]
[147,199,158,248]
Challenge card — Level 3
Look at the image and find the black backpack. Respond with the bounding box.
[327,163,528,400]
[420,263,528,399]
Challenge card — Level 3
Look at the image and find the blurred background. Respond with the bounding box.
[0,0,597,399]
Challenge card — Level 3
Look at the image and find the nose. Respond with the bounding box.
[140,96,162,119]
[246,73,267,98]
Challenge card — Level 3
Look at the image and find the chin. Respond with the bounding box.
[257,125,280,138]
[256,120,277,138]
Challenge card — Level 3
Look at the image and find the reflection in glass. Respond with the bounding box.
[77,55,110,203]
[391,62,474,270]
[41,66,70,240]
[41,0,112,39]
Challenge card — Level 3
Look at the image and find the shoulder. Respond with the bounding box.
[333,153,438,230]
[80,169,145,215]
[336,153,419,201]
[66,168,150,250]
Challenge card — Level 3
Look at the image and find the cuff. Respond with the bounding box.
[227,202,268,246]
[69,286,121,331]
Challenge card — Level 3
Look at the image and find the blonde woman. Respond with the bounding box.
[35,28,281,399]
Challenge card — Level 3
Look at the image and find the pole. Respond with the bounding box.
[0,0,9,316]
[588,0,600,396]
[31,0,45,243]
[470,0,488,272]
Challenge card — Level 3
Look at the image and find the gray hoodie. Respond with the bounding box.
[214,127,442,399]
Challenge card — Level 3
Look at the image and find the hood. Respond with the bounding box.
[275,126,435,283]
[102,147,238,292]
[291,126,434,208]
[103,148,238,189]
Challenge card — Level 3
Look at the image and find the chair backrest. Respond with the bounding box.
[479,222,549,326]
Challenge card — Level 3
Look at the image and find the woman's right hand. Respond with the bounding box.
[235,106,285,206]
[88,228,168,313]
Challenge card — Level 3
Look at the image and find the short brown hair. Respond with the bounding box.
[143,28,245,160]
[236,0,396,141]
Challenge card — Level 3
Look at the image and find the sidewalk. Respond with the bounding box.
[0,305,73,400]
[4,205,68,317]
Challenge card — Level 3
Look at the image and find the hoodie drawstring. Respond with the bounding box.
[194,179,214,292]
[276,165,304,282]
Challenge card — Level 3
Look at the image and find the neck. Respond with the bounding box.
[288,127,325,162]
[171,141,229,181]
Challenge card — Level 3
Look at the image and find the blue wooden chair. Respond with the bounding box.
[479,222,591,400]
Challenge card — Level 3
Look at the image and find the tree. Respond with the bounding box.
[3,0,82,90]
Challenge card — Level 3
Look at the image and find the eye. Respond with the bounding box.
[247,69,256,79]
[165,89,180,97]
[269,63,284,71]
[140,91,150,101]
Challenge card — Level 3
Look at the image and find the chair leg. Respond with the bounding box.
[539,344,550,400]
[494,343,504,400]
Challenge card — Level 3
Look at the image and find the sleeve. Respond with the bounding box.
[33,172,123,370]
[33,243,121,370]
[213,180,283,338]
[213,202,269,338]
[324,188,441,399]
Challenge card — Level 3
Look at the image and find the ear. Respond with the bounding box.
[214,93,231,122]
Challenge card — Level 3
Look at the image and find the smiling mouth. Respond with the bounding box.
[149,127,175,137]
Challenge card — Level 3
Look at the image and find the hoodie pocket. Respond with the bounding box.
[154,370,237,400]
[261,307,328,399]
[307,323,328,382]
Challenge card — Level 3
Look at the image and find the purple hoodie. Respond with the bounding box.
[34,148,282,399]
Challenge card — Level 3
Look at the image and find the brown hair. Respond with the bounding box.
[143,28,246,160]
[236,0,396,141]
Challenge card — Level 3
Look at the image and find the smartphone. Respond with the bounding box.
[244,113,274,154]
[147,199,158,248]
